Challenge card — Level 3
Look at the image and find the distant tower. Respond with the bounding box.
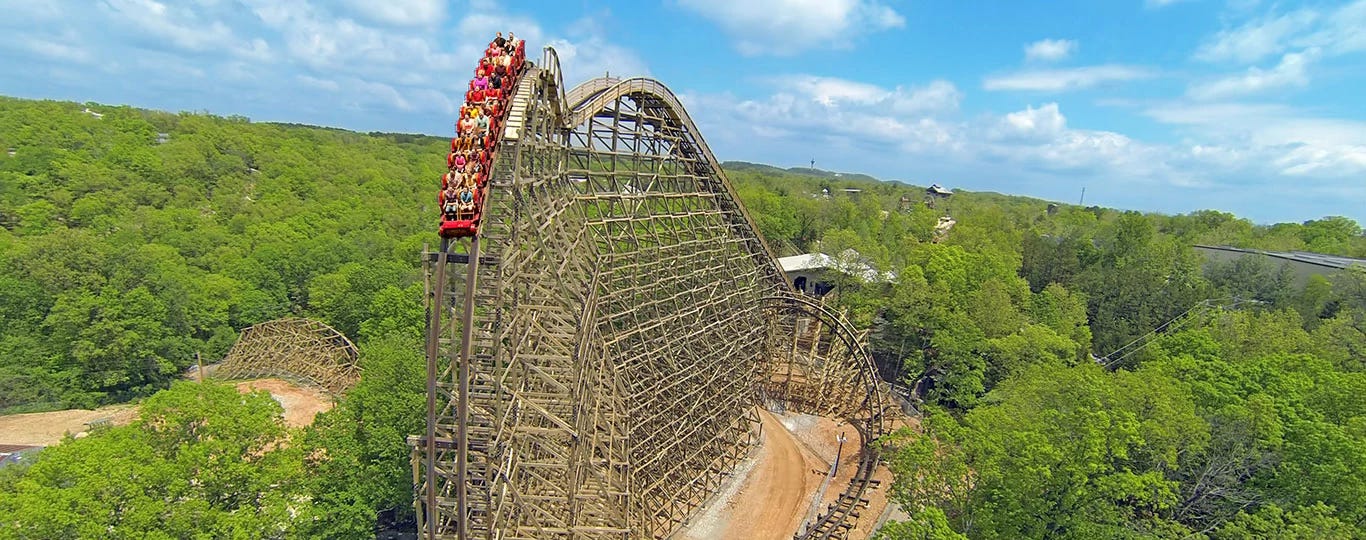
[810,159,815,171]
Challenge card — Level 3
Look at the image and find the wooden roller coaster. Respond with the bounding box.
[216,317,360,395]
[411,44,895,540]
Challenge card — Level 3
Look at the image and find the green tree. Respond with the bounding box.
[0,382,305,539]
[299,335,426,538]
[1216,503,1361,540]
[874,508,969,540]
[885,363,1206,539]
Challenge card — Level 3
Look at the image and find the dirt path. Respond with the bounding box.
[677,409,830,540]
[0,379,335,447]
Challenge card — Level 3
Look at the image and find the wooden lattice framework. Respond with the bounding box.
[216,317,360,395]
[412,48,889,540]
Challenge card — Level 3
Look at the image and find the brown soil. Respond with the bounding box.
[677,409,821,539]
[677,409,866,540]
[0,404,140,447]
[234,378,335,428]
[781,413,862,534]
[0,379,334,447]
[767,412,924,539]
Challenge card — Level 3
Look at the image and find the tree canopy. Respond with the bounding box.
[2,98,1364,538]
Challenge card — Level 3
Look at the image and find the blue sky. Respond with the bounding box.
[1,0,1363,224]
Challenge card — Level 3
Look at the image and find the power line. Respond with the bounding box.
[1098,296,1263,369]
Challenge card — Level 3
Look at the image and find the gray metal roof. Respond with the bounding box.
[1194,245,1366,270]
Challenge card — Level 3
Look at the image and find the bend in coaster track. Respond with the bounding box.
[413,40,892,540]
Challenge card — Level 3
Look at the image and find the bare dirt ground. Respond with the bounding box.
[0,379,334,447]
[676,408,906,540]
[0,404,140,447]
[234,378,334,428]
[677,409,827,540]
[775,412,923,539]
[782,413,863,535]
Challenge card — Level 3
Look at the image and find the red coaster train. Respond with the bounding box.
[438,32,527,238]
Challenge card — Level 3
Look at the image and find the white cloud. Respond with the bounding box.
[1302,0,1366,57]
[690,77,1181,189]
[23,35,93,64]
[994,103,1066,141]
[1145,101,1366,178]
[676,0,904,56]
[983,65,1155,92]
[771,75,962,114]
[102,0,235,53]
[1194,0,1366,64]
[297,74,340,92]
[1024,39,1076,62]
[0,0,66,21]
[339,0,445,27]
[694,76,963,154]
[547,15,651,87]
[1183,1,1366,109]
[976,103,1173,180]
[1194,9,1318,64]
[1187,48,1317,100]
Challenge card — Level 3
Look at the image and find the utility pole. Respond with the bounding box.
[1079,186,1086,206]
[834,432,847,473]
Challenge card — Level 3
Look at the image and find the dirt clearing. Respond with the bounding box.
[0,404,140,447]
[234,378,334,427]
[0,379,335,448]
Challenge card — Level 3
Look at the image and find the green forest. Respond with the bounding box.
[725,164,1366,539]
[1,97,1364,538]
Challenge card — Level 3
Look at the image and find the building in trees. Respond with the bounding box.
[1195,245,1366,288]
[778,250,895,297]
[925,183,952,209]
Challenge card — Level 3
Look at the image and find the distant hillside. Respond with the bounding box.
[721,160,883,184]
[721,159,1087,217]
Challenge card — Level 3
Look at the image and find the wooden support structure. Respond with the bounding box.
[216,317,360,394]
[411,47,892,540]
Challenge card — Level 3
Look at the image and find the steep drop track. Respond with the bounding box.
[412,46,892,540]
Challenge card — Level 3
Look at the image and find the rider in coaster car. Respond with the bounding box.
[494,32,506,49]
[474,110,489,134]
[441,184,459,209]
